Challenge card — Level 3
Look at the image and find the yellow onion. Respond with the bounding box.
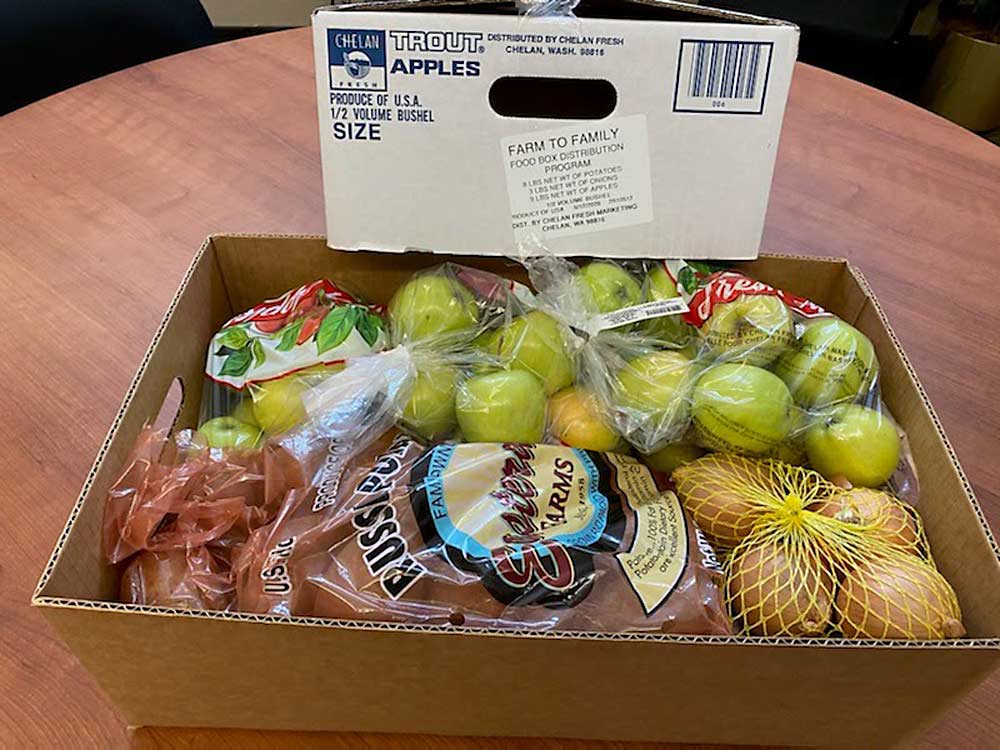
[835,556,964,639]
[812,488,919,552]
[672,454,768,547]
[726,538,835,637]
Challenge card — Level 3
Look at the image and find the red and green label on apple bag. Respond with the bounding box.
[197,280,388,447]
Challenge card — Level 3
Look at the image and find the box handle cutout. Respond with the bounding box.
[151,377,185,436]
[489,76,617,119]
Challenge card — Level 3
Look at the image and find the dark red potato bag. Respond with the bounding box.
[236,433,731,635]
[119,546,234,610]
[102,427,297,565]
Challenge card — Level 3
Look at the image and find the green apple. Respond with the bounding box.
[774,317,879,408]
[641,442,704,475]
[230,398,259,427]
[702,295,794,366]
[804,404,900,487]
[251,376,307,435]
[574,261,643,314]
[477,311,574,395]
[387,274,478,343]
[692,363,794,456]
[642,264,692,346]
[613,350,696,443]
[197,416,261,449]
[401,363,459,442]
[769,408,811,465]
[456,370,546,443]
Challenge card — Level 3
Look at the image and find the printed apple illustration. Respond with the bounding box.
[804,404,900,487]
[456,370,546,443]
[774,317,879,408]
[613,350,696,444]
[702,295,794,366]
[251,376,307,435]
[548,385,624,452]
[574,261,643,314]
[642,264,692,346]
[387,274,478,343]
[197,416,261,450]
[641,442,704,475]
[401,363,459,442]
[477,311,574,395]
[692,363,794,456]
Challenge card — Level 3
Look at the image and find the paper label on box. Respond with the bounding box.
[501,115,653,243]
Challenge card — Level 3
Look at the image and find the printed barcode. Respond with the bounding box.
[688,41,763,100]
[589,297,689,335]
[673,39,772,114]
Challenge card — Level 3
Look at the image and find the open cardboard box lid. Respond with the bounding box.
[313,0,799,259]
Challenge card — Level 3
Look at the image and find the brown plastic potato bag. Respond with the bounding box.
[236,430,731,635]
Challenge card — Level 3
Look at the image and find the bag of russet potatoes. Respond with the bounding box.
[111,347,731,634]
[233,358,731,635]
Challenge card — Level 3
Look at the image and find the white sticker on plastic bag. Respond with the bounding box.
[502,115,653,242]
[589,296,689,335]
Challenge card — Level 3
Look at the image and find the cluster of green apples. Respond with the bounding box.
[197,362,345,450]
[634,285,899,488]
[691,305,899,488]
[387,271,573,444]
[387,262,704,452]
[200,260,904,492]
[549,261,899,489]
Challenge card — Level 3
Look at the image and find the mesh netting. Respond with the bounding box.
[673,454,964,639]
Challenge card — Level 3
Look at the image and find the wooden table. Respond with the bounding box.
[1,27,998,750]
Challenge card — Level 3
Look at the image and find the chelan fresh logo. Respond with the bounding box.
[327,29,387,92]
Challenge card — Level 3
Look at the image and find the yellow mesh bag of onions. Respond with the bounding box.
[673,454,965,639]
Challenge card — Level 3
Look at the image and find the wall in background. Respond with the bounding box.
[202,0,324,27]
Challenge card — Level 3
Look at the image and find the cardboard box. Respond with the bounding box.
[313,0,799,259]
[34,235,1000,747]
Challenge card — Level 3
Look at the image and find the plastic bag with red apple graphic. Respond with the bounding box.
[197,279,389,449]
[521,255,917,501]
